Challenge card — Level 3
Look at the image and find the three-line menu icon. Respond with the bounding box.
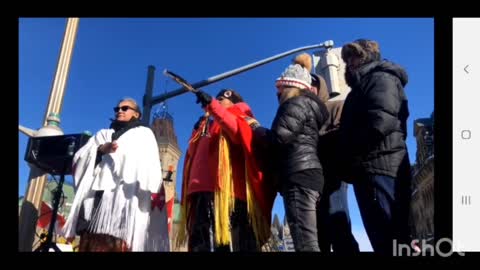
[461,195,472,206]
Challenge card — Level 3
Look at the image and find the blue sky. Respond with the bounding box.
[19,18,434,251]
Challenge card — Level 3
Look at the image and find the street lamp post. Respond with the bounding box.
[142,40,334,125]
[18,18,79,251]
[142,65,156,125]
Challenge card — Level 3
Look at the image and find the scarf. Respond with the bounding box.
[109,118,143,141]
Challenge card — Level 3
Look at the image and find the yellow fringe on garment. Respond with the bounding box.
[176,123,271,249]
[214,132,271,247]
[246,170,271,247]
[214,134,235,246]
[175,158,191,249]
[215,131,271,248]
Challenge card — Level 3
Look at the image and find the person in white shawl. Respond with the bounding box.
[62,98,169,251]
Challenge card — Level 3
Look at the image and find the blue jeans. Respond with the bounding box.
[318,181,359,254]
[353,173,411,255]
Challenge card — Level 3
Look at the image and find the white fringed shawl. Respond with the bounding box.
[62,126,169,251]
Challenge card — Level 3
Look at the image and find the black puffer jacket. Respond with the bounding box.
[271,90,329,176]
[339,60,410,179]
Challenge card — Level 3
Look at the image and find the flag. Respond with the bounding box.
[166,197,174,233]
[151,185,175,233]
[37,201,66,234]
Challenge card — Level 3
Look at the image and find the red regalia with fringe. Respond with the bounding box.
[176,101,276,248]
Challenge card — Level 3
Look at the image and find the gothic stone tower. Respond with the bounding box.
[150,108,182,245]
[410,113,434,243]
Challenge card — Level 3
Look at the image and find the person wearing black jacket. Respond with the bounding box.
[256,53,329,251]
[339,39,412,255]
[313,73,360,254]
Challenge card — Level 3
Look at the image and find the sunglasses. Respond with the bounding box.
[114,105,135,113]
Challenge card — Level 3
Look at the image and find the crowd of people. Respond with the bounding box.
[62,39,412,254]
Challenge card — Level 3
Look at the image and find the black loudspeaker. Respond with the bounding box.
[24,133,91,175]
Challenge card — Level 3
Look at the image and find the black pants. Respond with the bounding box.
[353,171,412,255]
[317,180,359,254]
[282,184,322,251]
[187,192,257,252]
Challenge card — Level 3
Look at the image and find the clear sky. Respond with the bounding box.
[19,18,434,251]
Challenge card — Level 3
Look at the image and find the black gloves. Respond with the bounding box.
[195,90,212,108]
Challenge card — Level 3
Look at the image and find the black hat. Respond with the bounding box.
[215,89,244,104]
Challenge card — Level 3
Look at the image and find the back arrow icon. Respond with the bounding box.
[464,65,470,74]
